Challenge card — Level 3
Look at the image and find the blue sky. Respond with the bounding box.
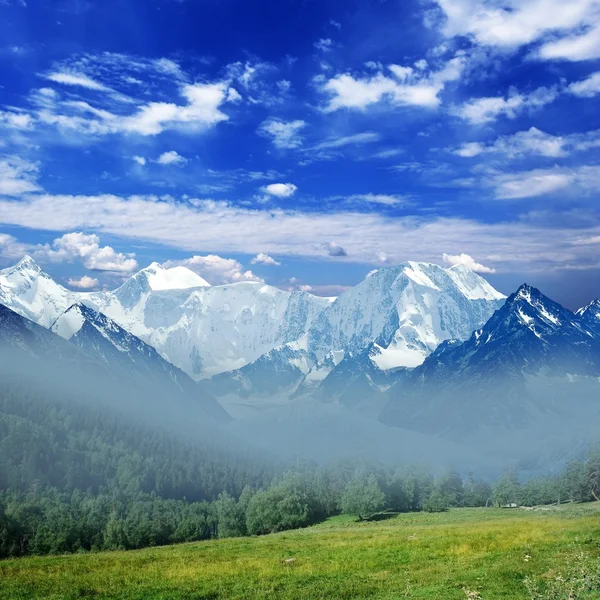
[0,0,599,308]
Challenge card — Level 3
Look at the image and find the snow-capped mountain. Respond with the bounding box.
[51,302,229,422]
[380,284,600,436]
[0,301,84,361]
[0,256,77,328]
[211,262,506,399]
[0,257,332,379]
[577,299,600,336]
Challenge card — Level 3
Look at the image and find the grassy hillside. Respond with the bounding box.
[2,504,600,600]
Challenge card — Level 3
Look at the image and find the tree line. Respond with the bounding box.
[1,383,600,558]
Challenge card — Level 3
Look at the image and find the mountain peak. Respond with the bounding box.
[136,263,210,291]
[18,254,40,269]
[4,254,43,276]
[577,298,600,316]
[576,299,600,335]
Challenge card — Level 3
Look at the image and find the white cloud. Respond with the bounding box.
[33,80,234,137]
[434,0,600,60]
[262,182,298,198]
[452,86,558,124]
[568,71,600,97]
[459,165,600,199]
[258,118,306,149]
[0,233,30,259]
[67,275,100,289]
[313,132,381,150]
[251,253,281,266]
[0,111,33,129]
[321,56,465,112]
[132,155,146,166]
[157,150,187,166]
[2,193,600,272]
[165,255,263,285]
[493,169,575,199]
[452,127,568,158]
[45,71,111,92]
[442,252,495,273]
[122,82,231,135]
[537,24,600,61]
[0,156,40,195]
[37,232,138,272]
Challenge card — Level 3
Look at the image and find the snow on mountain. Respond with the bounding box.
[380,284,600,437]
[142,263,210,291]
[0,256,77,328]
[50,302,229,422]
[0,257,332,379]
[0,300,84,361]
[305,261,505,366]
[576,299,600,336]
[212,261,506,398]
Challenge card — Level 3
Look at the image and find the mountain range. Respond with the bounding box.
[381,284,600,439]
[0,257,331,379]
[208,261,506,402]
[0,299,228,426]
[1,254,600,461]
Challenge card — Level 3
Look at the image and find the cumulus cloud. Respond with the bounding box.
[157,150,187,165]
[165,254,263,285]
[433,0,600,61]
[0,156,40,196]
[321,56,465,112]
[67,275,100,289]
[258,118,306,149]
[442,252,496,274]
[251,253,281,266]
[262,182,298,198]
[321,241,348,257]
[568,71,600,97]
[36,232,138,272]
[452,86,558,124]
[132,155,146,166]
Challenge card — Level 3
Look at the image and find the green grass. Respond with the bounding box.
[2,504,600,600]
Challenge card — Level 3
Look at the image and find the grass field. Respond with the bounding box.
[2,504,600,600]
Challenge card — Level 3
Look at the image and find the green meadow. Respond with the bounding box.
[2,503,600,600]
